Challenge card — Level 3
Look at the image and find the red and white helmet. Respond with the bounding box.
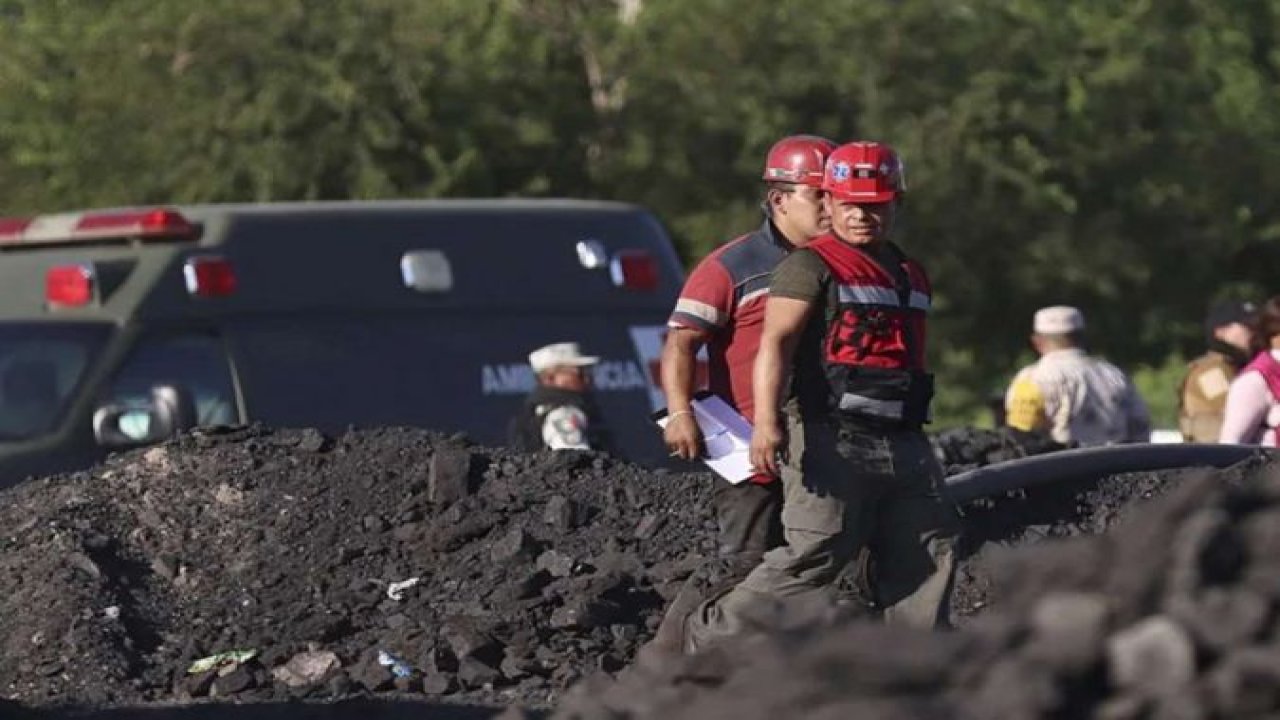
[822,141,906,203]
[762,135,838,187]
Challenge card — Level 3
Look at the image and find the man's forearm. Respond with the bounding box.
[753,340,788,426]
[752,297,809,425]
[661,333,700,412]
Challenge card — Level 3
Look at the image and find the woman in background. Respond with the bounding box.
[1220,295,1280,446]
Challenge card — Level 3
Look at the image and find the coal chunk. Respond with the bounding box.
[536,550,576,578]
[441,618,503,665]
[457,656,502,689]
[490,526,534,563]
[1025,591,1109,673]
[1168,588,1269,651]
[179,670,216,699]
[351,655,394,693]
[634,513,665,541]
[211,664,257,696]
[296,429,329,453]
[429,447,473,503]
[421,672,457,696]
[1207,647,1280,715]
[550,597,623,631]
[1107,616,1196,698]
[544,495,583,531]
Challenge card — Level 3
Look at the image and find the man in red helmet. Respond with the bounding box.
[642,134,837,657]
[684,141,960,650]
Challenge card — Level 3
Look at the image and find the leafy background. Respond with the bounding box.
[1,0,1275,426]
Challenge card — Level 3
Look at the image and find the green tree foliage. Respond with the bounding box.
[0,0,1276,425]
[0,0,595,206]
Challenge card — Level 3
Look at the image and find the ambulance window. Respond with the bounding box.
[109,333,239,426]
[0,323,109,440]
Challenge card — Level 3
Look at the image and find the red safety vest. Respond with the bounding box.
[808,234,934,428]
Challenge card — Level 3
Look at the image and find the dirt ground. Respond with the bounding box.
[0,424,1233,718]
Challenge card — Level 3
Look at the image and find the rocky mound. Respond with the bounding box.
[0,424,1113,713]
[556,455,1280,719]
[932,426,1065,476]
[952,468,1182,618]
[0,426,720,710]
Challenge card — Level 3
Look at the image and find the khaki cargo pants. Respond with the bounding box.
[642,480,785,657]
[684,412,960,651]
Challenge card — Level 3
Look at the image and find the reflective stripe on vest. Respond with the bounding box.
[837,285,898,307]
[838,392,905,418]
[837,284,930,311]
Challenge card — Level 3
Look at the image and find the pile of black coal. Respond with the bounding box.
[0,426,719,710]
[0,421,1169,716]
[556,456,1280,720]
[933,427,1177,620]
[951,468,1183,619]
[931,426,1066,476]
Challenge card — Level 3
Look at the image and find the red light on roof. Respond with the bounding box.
[46,264,95,308]
[183,256,236,298]
[0,217,32,243]
[75,209,195,240]
[0,208,195,246]
[610,250,659,291]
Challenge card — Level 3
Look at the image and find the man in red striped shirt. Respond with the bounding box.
[642,135,836,657]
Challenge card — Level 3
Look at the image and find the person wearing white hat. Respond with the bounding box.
[507,342,610,452]
[1004,306,1150,446]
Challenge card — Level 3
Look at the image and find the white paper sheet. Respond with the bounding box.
[655,394,756,484]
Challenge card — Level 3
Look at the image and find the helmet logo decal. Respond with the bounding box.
[831,162,851,182]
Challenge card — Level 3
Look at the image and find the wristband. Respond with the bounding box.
[668,410,695,421]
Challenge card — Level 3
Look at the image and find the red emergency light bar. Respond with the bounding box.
[73,209,194,240]
[0,208,197,246]
[0,217,32,242]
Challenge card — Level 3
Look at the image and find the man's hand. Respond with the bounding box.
[660,326,710,461]
[750,417,785,477]
[664,411,704,460]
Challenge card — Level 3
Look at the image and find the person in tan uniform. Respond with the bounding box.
[1005,306,1150,446]
[1179,301,1256,442]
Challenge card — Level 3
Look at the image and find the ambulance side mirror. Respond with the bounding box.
[93,383,198,448]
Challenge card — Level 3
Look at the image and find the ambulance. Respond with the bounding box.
[0,199,685,488]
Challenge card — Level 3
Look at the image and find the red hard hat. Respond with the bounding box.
[822,141,905,203]
[762,135,838,187]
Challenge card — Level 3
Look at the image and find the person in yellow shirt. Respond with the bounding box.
[1004,306,1150,446]
[1178,301,1256,442]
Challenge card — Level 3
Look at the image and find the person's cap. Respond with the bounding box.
[1204,300,1257,333]
[1033,306,1085,335]
[528,342,600,374]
